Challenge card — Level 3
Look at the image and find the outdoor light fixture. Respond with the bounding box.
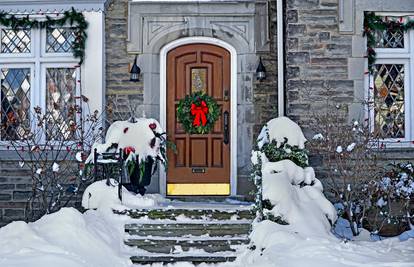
[130,55,141,82]
[256,57,266,81]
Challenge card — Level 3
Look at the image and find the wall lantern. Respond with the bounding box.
[256,57,266,81]
[130,55,141,82]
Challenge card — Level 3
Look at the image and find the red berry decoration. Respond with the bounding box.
[123,146,135,156]
[149,123,157,130]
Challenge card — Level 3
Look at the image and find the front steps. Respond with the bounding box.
[119,203,254,265]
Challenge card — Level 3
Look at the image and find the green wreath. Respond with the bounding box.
[177,92,220,134]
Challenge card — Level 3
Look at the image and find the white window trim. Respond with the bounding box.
[367,26,414,148]
[0,25,79,144]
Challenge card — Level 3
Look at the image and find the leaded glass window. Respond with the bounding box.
[46,28,76,53]
[373,64,405,138]
[0,68,31,140]
[374,29,404,48]
[46,68,76,140]
[1,29,31,53]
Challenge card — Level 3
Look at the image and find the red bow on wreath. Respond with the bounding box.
[191,101,208,127]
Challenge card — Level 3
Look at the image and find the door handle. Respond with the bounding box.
[223,111,229,145]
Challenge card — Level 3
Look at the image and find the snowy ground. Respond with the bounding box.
[0,185,413,267]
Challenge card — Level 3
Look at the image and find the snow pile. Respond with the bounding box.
[0,208,130,267]
[239,219,414,267]
[81,179,166,211]
[252,116,337,236]
[86,118,165,164]
[257,116,307,149]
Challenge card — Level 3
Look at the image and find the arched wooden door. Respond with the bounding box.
[166,43,231,195]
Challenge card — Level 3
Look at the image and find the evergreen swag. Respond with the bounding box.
[0,7,88,64]
[176,91,220,134]
[364,12,414,73]
[261,138,309,168]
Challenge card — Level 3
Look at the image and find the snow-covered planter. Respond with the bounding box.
[86,118,168,195]
[251,117,337,235]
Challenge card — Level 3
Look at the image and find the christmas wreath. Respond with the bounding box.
[177,92,220,134]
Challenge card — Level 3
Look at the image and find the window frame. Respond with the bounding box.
[0,25,79,145]
[368,26,414,148]
[0,26,34,59]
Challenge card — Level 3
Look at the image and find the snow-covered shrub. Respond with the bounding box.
[308,103,382,237]
[4,97,104,221]
[251,117,337,235]
[363,162,414,236]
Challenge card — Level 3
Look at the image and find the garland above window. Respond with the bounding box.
[363,12,414,73]
[0,7,88,64]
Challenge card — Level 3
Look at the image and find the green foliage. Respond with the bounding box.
[176,91,221,134]
[0,7,88,64]
[262,139,309,168]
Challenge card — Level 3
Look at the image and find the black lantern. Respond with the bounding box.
[130,55,141,82]
[256,57,266,81]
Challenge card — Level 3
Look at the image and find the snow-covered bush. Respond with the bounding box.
[5,97,103,221]
[308,103,381,237]
[363,162,414,236]
[251,117,337,234]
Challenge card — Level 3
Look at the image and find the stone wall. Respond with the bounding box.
[285,0,354,134]
[253,0,278,135]
[106,0,144,121]
[0,160,31,226]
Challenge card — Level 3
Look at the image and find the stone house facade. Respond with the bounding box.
[0,0,413,225]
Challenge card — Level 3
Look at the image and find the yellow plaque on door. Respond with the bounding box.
[167,183,230,196]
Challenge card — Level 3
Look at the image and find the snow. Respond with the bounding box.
[86,118,165,164]
[81,179,165,211]
[52,162,60,172]
[312,133,324,140]
[257,116,307,149]
[0,208,129,267]
[261,160,336,235]
[237,220,414,267]
[346,143,356,152]
[336,146,343,153]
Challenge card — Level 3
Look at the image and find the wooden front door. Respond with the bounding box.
[166,43,231,195]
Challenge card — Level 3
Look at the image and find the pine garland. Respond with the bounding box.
[364,12,414,73]
[0,7,88,64]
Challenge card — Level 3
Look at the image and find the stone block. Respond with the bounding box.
[0,184,14,190]
[13,191,31,201]
[3,209,24,218]
[287,24,306,37]
[0,194,11,201]
[352,35,366,57]
[348,57,365,80]
[287,52,310,65]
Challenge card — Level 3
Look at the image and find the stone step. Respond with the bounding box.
[125,237,249,254]
[115,208,255,221]
[130,255,237,265]
[125,223,251,237]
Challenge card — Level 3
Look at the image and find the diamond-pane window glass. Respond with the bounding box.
[46,28,76,53]
[46,68,76,140]
[0,68,31,140]
[374,29,404,48]
[373,64,405,138]
[1,29,31,53]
